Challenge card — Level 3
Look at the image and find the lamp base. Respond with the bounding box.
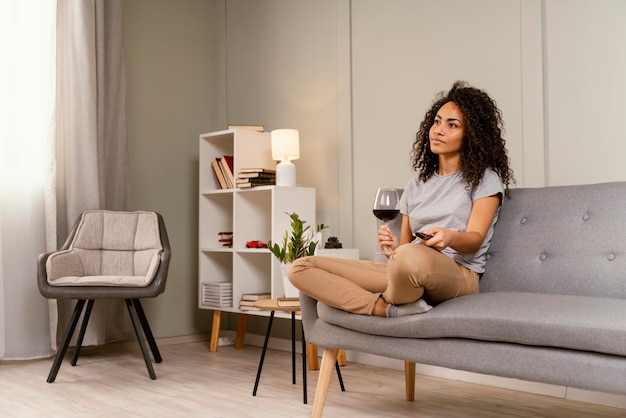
[276,160,296,187]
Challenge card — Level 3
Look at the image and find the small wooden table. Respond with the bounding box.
[251,298,345,404]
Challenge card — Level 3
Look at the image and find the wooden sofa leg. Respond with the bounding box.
[312,348,339,418]
[404,361,415,401]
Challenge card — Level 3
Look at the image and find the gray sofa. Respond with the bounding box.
[300,181,626,417]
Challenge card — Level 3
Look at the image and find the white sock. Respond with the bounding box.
[386,299,433,317]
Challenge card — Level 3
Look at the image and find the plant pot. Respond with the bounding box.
[281,263,299,298]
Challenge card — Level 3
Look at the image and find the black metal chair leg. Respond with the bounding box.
[125,299,156,380]
[132,299,162,363]
[71,299,94,366]
[253,311,275,396]
[335,360,346,392]
[47,299,86,383]
[291,311,296,385]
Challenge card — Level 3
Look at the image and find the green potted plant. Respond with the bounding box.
[267,212,328,297]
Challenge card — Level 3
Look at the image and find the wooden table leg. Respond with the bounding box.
[307,342,319,370]
[209,310,221,352]
[337,349,347,366]
[235,313,248,349]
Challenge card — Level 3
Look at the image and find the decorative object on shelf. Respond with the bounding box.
[218,232,233,247]
[324,236,343,249]
[267,212,328,297]
[201,282,233,308]
[271,129,300,187]
[245,240,267,248]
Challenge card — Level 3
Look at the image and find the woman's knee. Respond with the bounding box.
[389,244,437,276]
[288,256,313,286]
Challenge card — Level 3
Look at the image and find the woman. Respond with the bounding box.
[289,81,514,317]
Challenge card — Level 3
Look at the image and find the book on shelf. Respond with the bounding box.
[277,297,300,307]
[240,292,271,301]
[212,159,229,189]
[236,177,275,184]
[239,305,262,311]
[219,156,235,188]
[237,171,277,179]
[228,124,265,132]
[236,178,276,188]
[239,168,276,174]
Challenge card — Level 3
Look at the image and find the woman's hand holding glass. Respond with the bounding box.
[373,187,400,255]
[378,224,398,257]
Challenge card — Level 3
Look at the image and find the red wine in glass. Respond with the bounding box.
[373,188,399,254]
[373,209,400,222]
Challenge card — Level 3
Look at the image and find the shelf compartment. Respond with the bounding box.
[198,251,233,308]
[232,251,272,303]
[233,188,272,248]
[199,192,233,250]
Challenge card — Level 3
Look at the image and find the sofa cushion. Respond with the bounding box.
[317,292,626,357]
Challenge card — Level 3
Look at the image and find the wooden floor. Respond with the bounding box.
[1,339,624,417]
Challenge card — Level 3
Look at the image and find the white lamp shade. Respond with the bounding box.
[271,129,300,161]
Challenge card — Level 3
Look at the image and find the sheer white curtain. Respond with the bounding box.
[51,0,131,348]
[0,0,130,360]
[0,0,57,360]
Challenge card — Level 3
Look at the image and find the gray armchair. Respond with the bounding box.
[37,210,171,382]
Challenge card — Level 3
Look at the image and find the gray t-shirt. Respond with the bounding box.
[399,168,504,273]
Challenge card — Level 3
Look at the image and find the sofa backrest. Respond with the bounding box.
[480,182,626,299]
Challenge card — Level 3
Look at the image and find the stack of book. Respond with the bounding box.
[212,155,235,189]
[200,282,233,308]
[239,292,271,311]
[236,168,276,188]
[217,231,233,248]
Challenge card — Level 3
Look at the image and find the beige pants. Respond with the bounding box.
[288,243,479,315]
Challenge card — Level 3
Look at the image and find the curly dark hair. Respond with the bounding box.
[411,81,515,195]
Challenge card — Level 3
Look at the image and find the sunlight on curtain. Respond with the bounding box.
[0,0,56,359]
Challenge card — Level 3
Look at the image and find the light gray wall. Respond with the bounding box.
[224,0,352,244]
[225,0,626,260]
[123,0,219,337]
[123,0,626,339]
[544,0,626,185]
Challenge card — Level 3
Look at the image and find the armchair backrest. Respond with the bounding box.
[71,210,163,278]
[44,210,167,288]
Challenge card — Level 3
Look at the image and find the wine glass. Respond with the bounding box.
[373,187,400,255]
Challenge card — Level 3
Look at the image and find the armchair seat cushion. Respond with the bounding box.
[317,292,626,357]
[47,274,156,287]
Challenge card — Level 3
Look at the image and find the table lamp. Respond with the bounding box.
[271,129,300,187]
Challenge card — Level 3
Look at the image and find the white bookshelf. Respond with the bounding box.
[198,129,315,350]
